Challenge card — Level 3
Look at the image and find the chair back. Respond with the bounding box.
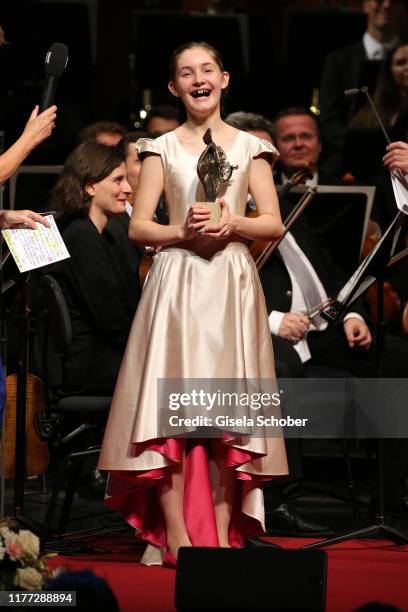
[37,274,72,400]
[40,274,72,352]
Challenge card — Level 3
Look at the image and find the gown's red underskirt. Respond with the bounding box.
[105,435,279,549]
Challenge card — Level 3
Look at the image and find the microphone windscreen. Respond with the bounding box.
[44,43,68,77]
[344,88,360,96]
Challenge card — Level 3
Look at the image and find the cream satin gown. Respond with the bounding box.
[98,130,288,562]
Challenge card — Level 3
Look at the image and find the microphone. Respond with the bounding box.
[344,88,361,97]
[344,85,391,144]
[39,43,69,112]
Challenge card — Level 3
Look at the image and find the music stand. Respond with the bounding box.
[302,209,408,549]
[1,165,62,528]
[276,185,375,275]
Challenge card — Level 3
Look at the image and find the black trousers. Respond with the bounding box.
[269,334,351,496]
[308,324,408,378]
[269,326,408,500]
[309,326,408,485]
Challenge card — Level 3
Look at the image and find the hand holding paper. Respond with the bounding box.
[1,214,70,273]
[0,209,51,230]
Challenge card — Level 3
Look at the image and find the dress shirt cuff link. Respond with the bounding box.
[343,312,364,324]
[269,310,285,335]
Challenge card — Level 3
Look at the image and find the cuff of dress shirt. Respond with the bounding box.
[269,310,285,335]
[343,312,365,324]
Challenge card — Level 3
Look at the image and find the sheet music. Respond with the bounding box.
[390,170,408,215]
[1,215,70,273]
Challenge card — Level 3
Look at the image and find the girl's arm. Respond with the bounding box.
[129,155,210,246]
[201,156,283,241]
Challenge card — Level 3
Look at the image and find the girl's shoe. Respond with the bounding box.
[163,550,177,569]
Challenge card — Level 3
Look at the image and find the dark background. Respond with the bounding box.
[0,0,402,166]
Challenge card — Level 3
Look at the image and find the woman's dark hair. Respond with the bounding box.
[352,42,408,128]
[373,43,408,126]
[51,141,125,217]
[169,41,225,80]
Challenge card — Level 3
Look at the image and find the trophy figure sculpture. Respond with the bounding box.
[196,128,238,230]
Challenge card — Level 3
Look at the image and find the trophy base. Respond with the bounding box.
[199,202,221,233]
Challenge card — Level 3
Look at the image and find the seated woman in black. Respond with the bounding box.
[49,141,142,397]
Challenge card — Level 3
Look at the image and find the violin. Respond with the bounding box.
[248,163,315,271]
[253,186,317,272]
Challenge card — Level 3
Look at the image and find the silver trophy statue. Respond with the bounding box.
[196,128,238,229]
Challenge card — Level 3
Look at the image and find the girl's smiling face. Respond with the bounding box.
[168,46,229,116]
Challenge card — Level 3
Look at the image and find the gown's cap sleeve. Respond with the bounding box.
[251,137,279,163]
[136,138,162,159]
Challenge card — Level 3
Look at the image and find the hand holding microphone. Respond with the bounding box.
[21,104,57,150]
[0,43,68,184]
[39,42,68,112]
[20,42,69,151]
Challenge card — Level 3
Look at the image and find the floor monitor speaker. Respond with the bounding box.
[175,546,327,611]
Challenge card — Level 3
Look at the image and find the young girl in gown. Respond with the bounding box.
[98,41,288,565]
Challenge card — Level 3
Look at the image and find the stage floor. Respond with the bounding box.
[45,533,408,612]
[3,461,408,611]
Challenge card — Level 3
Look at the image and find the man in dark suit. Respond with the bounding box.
[267,106,408,377]
[229,109,408,528]
[264,108,408,516]
[319,0,405,174]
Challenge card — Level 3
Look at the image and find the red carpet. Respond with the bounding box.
[47,534,408,611]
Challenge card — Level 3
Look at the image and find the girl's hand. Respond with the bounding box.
[181,204,212,239]
[200,198,237,240]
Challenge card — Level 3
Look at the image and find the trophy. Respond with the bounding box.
[196,128,238,231]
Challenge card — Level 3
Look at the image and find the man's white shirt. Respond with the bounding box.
[269,172,364,362]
